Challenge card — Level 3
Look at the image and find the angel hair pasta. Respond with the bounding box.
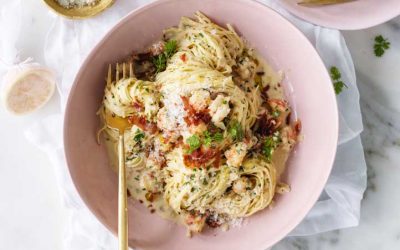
[98,12,300,236]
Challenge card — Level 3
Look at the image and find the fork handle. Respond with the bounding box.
[118,134,128,250]
[298,0,355,6]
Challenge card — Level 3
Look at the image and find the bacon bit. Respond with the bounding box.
[257,114,280,136]
[184,148,219,168]
[294,120,302,135]
[181,96,211,126]
[136,52,152,61]
[213,151,221,168]
[128,115,158,134]
[286,112,292,125]
[160,158,167,169]
[185,212,205,225]
[131,101,144,112]
[206,215,221,228]
[180,53,187,62]
[261,85,270,100]
[145,192,155,202]
[268,99,287,111]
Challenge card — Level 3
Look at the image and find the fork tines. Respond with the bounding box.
[106,62,134,86]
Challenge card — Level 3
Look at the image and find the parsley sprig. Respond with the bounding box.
[262,132,281,161]
[186,135,201,153]
[152,40,177,73]
[203,131,223,147]
[228,120,244,141]
[186,130,224,153]
[133,131,145,142]
[330,66,347,95]
[374,35,390,57]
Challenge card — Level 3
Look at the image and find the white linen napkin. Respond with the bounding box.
[1,0,367,249]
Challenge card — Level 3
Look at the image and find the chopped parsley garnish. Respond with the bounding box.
[153,55,167,73]
[228,120,244,141]
[164,40,178,58]
[272,110,281,118]
[330,66,341,81]
[213,132,223,142]
[329,66,347,95]
[133,131,145,142]
[262,132,281,161]
[203,131,223,146]
[374,35,390,57]
[152,40,177,73]
[186,135,201,153]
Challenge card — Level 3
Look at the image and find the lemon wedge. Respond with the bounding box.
[2,67,56,115]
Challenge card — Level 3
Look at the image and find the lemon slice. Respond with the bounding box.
[2,67,56,115]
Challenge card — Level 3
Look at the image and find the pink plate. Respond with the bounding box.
[279,0,400,30]
[64,0,338,249]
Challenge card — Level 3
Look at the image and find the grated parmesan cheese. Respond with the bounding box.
[56,0,98,8]
[229,218,243,228]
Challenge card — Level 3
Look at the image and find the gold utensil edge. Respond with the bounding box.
[106,63,134,250]
[298,0,356,6]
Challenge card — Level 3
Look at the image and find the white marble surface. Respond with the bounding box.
[0,0,399,250]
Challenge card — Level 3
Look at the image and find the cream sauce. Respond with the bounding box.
[103,133,180,223]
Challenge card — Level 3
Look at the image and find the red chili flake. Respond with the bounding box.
[150,209,156,214]
[139,200,143,204]
[127,189,131,197]
[180,53,187,62]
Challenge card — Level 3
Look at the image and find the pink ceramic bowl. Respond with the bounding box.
[64,0,338,249]
[279,0,400,30]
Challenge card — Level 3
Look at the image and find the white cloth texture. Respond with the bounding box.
[0,0,367,249]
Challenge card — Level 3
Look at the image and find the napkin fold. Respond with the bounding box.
[1,0,367,249]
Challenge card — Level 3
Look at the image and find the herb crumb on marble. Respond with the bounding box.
[329,66,347,95]
[374,35,390,57]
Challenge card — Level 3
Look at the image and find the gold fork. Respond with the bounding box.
[104,62,134,250]
[298,0,356,6]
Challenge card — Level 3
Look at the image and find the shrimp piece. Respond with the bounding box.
[224,142,248,168]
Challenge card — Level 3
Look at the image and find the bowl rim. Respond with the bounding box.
[64,0,339,249]
[278,0,400,30]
